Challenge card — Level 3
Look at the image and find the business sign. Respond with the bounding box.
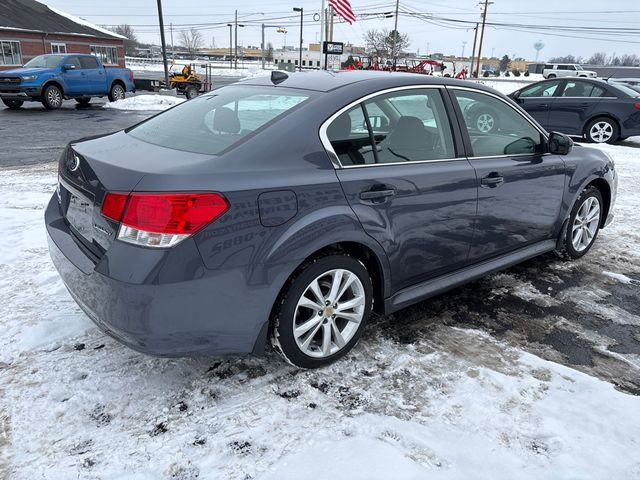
[323,41,344,55]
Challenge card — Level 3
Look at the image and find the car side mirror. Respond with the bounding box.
[548,131,573,155]
[511,90,520,100]
[62,64,76,70]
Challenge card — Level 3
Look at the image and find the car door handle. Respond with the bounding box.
[539,103,549,109]
[481,173,504,188]
[359,189,396,201]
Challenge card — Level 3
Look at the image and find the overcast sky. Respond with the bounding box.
[42,0,640,61]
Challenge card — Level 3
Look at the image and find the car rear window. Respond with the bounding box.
[127,86,311,155]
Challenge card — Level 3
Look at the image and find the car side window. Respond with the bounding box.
[79,56,99,69]
[519,80,562,97]
[363,89,455,163]
[452,90,544,157]
[66,56,82,69]
[561,81,606,98]
[326,105,377,166]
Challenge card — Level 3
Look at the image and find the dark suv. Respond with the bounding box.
[46,72,617,368]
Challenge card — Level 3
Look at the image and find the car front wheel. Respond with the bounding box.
[585,117,619,144]
[42,85,63,110]
[557,186,603,259]
[271,254,373,368]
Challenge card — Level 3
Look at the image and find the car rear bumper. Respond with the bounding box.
[45,194,270,357]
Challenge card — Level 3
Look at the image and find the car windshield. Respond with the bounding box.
[23,55,63,68]
[575,65,584,70]
[127,86,312,155]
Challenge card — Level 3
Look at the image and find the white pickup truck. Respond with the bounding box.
[543,64,597,79]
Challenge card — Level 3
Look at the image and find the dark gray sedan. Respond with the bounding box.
[46,71,617,368]
[508,77,640,144]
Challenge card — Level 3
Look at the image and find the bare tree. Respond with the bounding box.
[547,54,583,64]
[180,28,204,59]
[587,52,607,65]
[618,54,640,66]
[110,24,138,56]
[363,29,410,60]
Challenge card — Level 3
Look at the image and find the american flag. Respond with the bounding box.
[329,0,356,25]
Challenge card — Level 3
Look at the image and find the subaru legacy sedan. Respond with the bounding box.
[46,71,617,368]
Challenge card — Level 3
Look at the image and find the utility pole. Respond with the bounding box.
[461,41,467,58]
[391,0,400,68]
[234,10,238,69]
[319,0,325,70]
[476,0,493,78]
[227,23,233,69]
[470,22,479,77]
[169,23,174,60]
[261,24,266,70]
[156,0,169,89]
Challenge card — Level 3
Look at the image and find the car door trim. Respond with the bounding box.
[319,84,459,170]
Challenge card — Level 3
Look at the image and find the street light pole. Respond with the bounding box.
[227,24,233,69]
[476,0,492,78]
[156,0,170,89]
[235,10,238,69]
[293,7,303,72]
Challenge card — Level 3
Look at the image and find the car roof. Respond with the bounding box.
[240,70,493,93]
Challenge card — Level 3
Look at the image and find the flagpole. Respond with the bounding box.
[319,0,325,70]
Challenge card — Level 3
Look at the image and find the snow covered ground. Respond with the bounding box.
[0,140,639,479]
[128,61,272,79]
[103,95,185,111]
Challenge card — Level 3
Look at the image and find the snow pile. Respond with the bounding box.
[103,94,185,111]
[0,139,639,478]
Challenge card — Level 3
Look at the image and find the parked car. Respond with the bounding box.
[46,71,617,368]
[0,54,134,110]
[508,77,640,143]
[608,78,640,93]
[543,64,597,79]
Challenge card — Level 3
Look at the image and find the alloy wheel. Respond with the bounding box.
[589,121,613,143]
[476,113,495,133]
[47,88,62,107]
[293,268,365,358]
[571,196,600,252]
[113,86,125,100]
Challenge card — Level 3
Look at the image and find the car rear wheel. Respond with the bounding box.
[2,98,23,110]
[42,85,63,110]
[467,107,500,134]
[108,83,126,102]
[557,186,603,259]
[585,117,619,144]
[271,254,373,368]
[547,74,556,78]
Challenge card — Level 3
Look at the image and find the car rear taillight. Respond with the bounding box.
[102,192,229,248]
[130,70,135,82]
[634,102,640,110]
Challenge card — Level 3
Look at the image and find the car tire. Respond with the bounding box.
[75,97,91,106]
[2,99,23,110]
[271,254,373,368]
[41,85,63,110]
[185,85,199,100]
[585,117,619,144]
[547,74,556,78]
[108,83,126,102]
[468,107,500,134]
[556,186,603,260]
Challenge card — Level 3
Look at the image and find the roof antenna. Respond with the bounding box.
[271,71,288,85]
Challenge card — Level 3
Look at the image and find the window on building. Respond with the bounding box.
[302,60,306,66]
[90,45,118,65]
[51,43,67,54]
[0,41,22,65]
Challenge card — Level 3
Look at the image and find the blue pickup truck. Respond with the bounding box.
[0,54,135,110]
